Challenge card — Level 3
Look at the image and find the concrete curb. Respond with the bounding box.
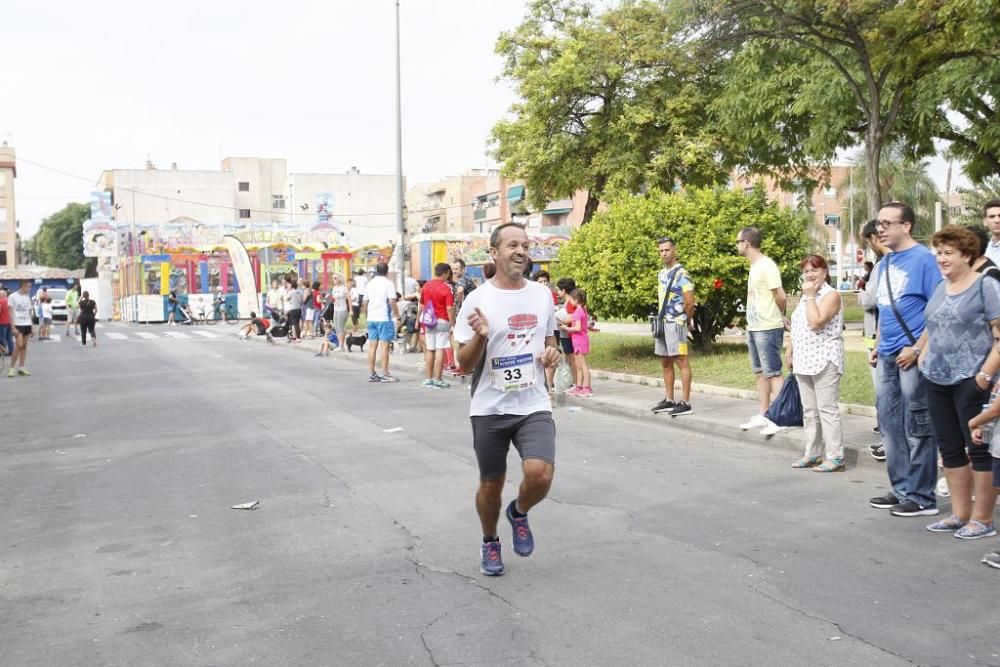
[238,330,880,470]
[591,369,877,418]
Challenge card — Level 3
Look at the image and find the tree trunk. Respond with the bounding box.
[864,137,884,220]
[581,174,607,225]
[581,190,600,225]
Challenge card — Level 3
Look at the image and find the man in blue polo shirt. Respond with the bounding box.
[868,202,942,517]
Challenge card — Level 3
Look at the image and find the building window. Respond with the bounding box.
[239,209,251,219]
[272,195,286,209]
[238,181,250,192]
[824,186,837,197]
[827,243,837,255]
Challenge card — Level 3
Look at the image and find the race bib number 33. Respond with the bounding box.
[489,353,536,392]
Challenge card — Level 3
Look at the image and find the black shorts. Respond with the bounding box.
[470,411,556,479]
[993,457,1000,488]
[558,337,574,354]
[15,325,32,337]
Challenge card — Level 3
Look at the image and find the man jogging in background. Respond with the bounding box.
[362,262,401,383]
[8,280,34,377]
[455,222,561,577]
[651,236,695,416]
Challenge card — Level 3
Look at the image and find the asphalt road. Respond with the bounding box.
[2,324,998,666]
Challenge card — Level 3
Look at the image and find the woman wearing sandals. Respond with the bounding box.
[917,225,1000,539]
[786,255,845,472]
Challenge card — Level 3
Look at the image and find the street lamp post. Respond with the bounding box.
[394,0,405,296]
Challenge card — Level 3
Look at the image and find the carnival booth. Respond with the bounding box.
[100,225,399,322]
[409,232,568,281]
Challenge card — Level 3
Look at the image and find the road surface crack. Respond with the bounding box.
[750,580,920,665]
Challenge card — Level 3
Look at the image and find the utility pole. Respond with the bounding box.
[394,0,405,295]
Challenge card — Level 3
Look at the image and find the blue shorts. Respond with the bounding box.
[747,327,784,377]
[367,320,395,343]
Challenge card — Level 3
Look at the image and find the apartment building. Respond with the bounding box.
[407,169,588,238]
[0,143,17,267]
[96,157,399,249]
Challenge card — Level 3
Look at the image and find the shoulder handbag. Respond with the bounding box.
[651,267,680,338]
[883,254,918,346]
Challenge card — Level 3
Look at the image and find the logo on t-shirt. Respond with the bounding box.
[506,313,539,349]
[877,264,909,307]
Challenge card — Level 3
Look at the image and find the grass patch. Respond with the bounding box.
[588,334,875,405]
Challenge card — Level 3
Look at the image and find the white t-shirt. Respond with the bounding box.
[355,275,368,297]
[364,275,397,322]
[454,280,557,417]
[350,286,360,307]
[9,292,33,327]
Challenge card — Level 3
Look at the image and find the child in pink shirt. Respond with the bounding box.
[561,288,592,397]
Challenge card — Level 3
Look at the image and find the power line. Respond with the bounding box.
[15,156,498,223]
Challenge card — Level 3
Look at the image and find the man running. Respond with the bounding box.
[455,222,561,576]
[8,280,34,377]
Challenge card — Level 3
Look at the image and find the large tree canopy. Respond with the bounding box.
[491,0,729,223]
[494,0,999,228]
[695,0,996,217]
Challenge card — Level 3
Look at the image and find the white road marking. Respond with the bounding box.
[162,331,190,339]
[105,332,129,340]
[192,330,218,339]
[48,334,61,342]
[135,332,160,339]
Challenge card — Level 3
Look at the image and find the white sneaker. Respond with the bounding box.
[936,477,950,498]
[740,414,769,430]
[759,418,784,436]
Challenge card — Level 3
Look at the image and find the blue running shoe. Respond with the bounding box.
[506,501,534,557]
[480,539,504,576]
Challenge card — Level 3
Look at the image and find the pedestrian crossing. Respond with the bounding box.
[52,327,233,344]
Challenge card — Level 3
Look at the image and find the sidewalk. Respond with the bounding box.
[241,331,882,470]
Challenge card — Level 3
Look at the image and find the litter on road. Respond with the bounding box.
[231,501,260,510]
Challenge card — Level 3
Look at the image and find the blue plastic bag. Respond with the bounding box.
[765,374,804,427]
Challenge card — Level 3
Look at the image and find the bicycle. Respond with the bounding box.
[205,300,239,325]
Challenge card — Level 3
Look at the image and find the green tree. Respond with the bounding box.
[925,57,1000,184]
[837,147,939,241]
[491,0,729,223]
[29,202,91,271]
[556,186,810,349]
[695,0,994,218]
[958,177,1000,226]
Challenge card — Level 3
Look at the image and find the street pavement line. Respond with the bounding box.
[135,332,159,339]
[48,334,61,342]
[192,331,218,339]
[163,331,190,339]
[105,332,129,340]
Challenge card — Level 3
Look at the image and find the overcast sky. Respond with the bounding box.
[3,0,526,237]
[3,0,964,239]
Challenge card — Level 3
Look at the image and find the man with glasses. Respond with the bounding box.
[651,237,695,416]
[736,227,787,431]
[868,202,942,517]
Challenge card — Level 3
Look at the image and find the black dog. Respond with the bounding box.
[345,332,394,353]
[346,332,368,352]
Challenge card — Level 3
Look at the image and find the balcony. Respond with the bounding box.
[474,208,487,221]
